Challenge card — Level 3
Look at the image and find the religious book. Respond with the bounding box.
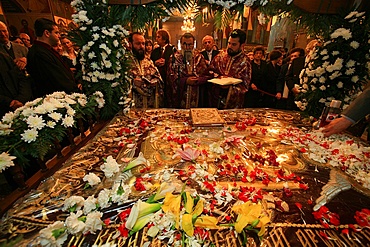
[190,108,225,127]
[208,77,242,86]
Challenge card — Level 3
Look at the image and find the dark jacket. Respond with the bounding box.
[150,44,175,82]
[286,56,305,91]
[27,40,77,98]
[0,52,32,117]
[262,62,281,95]
[201,50,220,64]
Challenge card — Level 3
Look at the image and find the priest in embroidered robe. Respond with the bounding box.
[129,32,163,108]
[167,33,208,108]
[208,29,251,109]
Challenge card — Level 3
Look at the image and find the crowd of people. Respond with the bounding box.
[130,28,317,112]
[1,18,368,138]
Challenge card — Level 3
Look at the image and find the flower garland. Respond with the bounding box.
[296,11,370,117]
[207,0,293,9]
[0,91,105,171]
[70,0,132,119]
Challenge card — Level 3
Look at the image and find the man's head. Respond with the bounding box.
[156,29,170,47]
[19,33,31,47]
[0,21,10,44]
[269,50,283,65]
[34,18,60,46]
[129,32,145,60]
[181,33,195,52]
[289,47,305,61]
[202,35,214,52]
[227,29,246,57]
[253,46,265,61]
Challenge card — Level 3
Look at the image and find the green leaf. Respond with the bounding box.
[51,227,66,239]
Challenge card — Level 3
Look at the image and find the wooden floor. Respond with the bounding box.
[0,120,109,216]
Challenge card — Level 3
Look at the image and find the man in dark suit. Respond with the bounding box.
[199,35,220,107]
[0,21,28,71]
[0,52,32,117]
[150,29,175,107]
[27,18,77,98]
[200,35,219,66]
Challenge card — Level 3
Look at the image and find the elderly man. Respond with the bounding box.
[19,33,32,48]
[201,35,219,66]
[167,33,208,108]
[129,32,163,109]
[0,21,28,70]
[151,29,176,107]
[208,29,251,109]
[27,18,77,97]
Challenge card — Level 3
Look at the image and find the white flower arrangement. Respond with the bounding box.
[69,0,132,119]
[0,91,105,172]
[296,11,370,118]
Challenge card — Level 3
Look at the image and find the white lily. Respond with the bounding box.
[125,199,162,230]
[125,201,140,230]
[122,152,147,172]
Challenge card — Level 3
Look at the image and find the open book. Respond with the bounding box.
[190,108,225,127]
[208,77,242,86]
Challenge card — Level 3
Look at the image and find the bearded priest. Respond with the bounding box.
[129,32,163,109]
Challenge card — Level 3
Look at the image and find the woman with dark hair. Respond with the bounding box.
[145,39,153,58]
[10,36,25,46]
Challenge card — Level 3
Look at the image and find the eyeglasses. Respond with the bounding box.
[203,41,211,44]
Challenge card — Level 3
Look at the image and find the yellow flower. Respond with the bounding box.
[194,216,219,229]
[184,192,194,214]
[192,199,203,217]
[232,201,270,235]
[182,213,194,236]
[162,193,181,229]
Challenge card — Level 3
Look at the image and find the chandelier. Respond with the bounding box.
[181,16,195,32]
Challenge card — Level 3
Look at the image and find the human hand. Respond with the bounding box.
[14,57,27,70]
[322,117,353,137]
[276,92,282,100]
[10,100,23,110]
[251,83,257,90]
[155,58,165,67]
[292,87,299,95]
[186,76,198,85]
